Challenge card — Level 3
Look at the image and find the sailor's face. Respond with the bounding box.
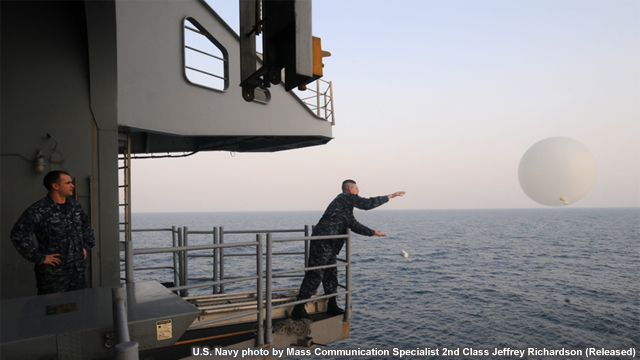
[348,184,359,195]
[55,174,75,198]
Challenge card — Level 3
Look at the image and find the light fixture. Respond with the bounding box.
[34,149,46,173]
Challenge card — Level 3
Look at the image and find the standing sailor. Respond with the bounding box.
[11,170,96,295]
[292,179,405,319]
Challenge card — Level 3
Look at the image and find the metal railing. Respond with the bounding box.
[112,286,139,360]
[294,79,335,124]
[264,231,352,344]
[120,227,182,289]
[217,226,311,294]
[119,226,352,346]
[123,235,265,344]
[121,226,312,296]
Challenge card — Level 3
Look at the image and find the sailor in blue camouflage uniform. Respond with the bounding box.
[291,179,405,319]
[11,170,96,295]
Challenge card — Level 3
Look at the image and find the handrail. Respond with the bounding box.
[123,235,265,346]
[218,226,311,293]
[112,286,139,360]
[120,226,311,294]
[265,230,352,344]
[293,78,335,124]
[131,241,256,255]
[118,227,181,287]
[120,225,352,347]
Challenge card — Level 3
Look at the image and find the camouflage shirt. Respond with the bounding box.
[10,196,95,275]
[312,192,389,237]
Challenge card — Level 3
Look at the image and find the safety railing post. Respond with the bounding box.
[112,286,130,344]
[329,81,335,125]
[304,225,310,267]
[183,226,189,297]
[172,226,179,289]
[345,229,352,321]
[220,226,225,293]
[322,82,328,119]
[112,286,139,360]
[265,233,273,345]
[177,227,185,296]
[125,241,134,284]
[213,226,219,294]
[316,79,321,117]
[256,234,264,347]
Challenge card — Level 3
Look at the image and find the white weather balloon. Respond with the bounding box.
[518,137,597,206]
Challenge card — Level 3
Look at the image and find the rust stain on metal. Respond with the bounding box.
[342,321,350,338]
[262,343,271,360]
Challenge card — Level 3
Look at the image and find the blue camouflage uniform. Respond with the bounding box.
[11,196,96,294]
[297,192,388,300]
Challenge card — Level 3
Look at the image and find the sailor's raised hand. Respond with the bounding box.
[389,191,405,199]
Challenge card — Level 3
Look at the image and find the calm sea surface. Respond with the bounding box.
[125,208,639,359]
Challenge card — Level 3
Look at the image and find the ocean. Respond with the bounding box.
[125,208,639,359]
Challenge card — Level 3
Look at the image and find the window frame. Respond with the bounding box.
[183,17,229,92]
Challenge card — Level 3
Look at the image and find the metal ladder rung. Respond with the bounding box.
[120,133,132,244]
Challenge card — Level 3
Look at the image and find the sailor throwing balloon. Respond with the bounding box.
[291,179,405,320]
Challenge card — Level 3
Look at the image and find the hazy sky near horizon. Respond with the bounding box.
[131,0,639,212]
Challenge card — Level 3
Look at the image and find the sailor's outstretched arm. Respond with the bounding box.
[353,191,405,210]
[353,195,388,210]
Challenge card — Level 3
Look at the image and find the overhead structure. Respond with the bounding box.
[239,0,330,101]
[1,0,334,300]
[0,0,343,358]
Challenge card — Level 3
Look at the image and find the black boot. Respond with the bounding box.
[291,303,310,320]
[327,297,345,316]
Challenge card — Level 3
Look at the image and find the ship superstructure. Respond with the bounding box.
[0,1,346,358]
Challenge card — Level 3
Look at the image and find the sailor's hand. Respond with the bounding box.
[374,230,387,237]
[44,254,62,266]
[83,248,87,259]
[388,191,405,199]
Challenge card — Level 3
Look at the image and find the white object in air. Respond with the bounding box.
[518,137,597,206]
[401,251,408,258]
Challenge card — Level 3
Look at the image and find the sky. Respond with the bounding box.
[131,0,639,212]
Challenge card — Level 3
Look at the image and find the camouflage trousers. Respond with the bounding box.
[297,238,344,300]
[35,271,87,295]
